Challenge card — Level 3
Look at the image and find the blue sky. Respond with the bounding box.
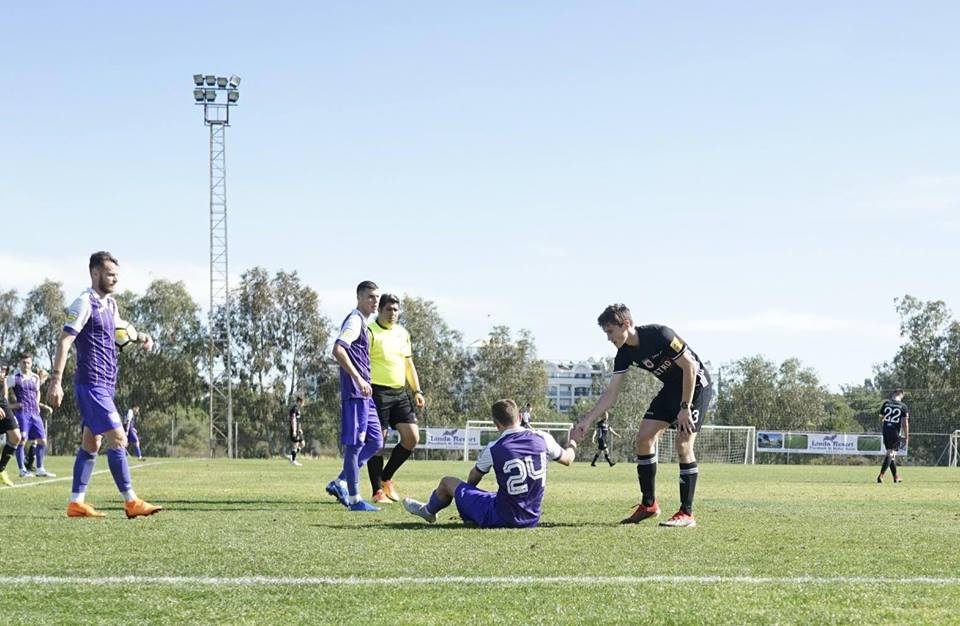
[2,2,958,389]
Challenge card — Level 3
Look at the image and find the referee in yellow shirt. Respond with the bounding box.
[367,293,425,503]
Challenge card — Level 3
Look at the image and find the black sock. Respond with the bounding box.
[679,462,699,515]
[291,449,298,461]
[0,443,15,472]
[880,458,890,474]
[890,460,898,479]
[382,444,413,481]
[605,452,613,465]
[25,445,35,471]
[591,453,599,465]
[367,455,384,493]
[636,454,657,506]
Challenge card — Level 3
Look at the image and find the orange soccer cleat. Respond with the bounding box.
[621,501,661,524]
[124,498,163,519]
[66,502,107,518]
[381,479,401,502]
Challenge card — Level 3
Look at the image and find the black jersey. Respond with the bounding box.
[879,400,908,432]
[595,420,609,440]
[613,324,710,389]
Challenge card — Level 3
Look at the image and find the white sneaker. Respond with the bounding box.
[35,468,57,477]
[402,497,436,524]
[19,469,34,478]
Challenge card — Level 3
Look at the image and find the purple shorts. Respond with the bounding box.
[127,426,139,444]
[340,396,381,447]
[22,414,46,440]
[455,483,508,529]
[75,384,122,436]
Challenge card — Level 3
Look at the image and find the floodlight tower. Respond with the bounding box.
[193,73,241,458]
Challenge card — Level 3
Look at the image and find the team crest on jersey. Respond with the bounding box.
[642,359,655,369]
[670,337,684,353]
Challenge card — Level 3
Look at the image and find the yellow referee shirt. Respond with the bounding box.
[368,319,413,388]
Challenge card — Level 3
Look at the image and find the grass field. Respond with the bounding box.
[2,456,958,625]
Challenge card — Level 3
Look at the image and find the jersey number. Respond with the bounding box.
[503,453,547,495]
[882,406,902,424]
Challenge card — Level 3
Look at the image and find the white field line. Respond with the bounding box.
[0,460,181,491]
[0,575,958,586]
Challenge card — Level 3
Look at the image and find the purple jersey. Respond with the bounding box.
[64,288,122,389]
[8,370,41,417]
[335,309,371,400]
[474,428,565,528]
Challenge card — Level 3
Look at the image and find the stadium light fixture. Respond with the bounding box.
[228,75,241,89]
[193,74,205,86]
[204,75,216,86]
[205,89,216,102]
[216,76,228,88]
[227,91,239,103]
[193,89,205,102]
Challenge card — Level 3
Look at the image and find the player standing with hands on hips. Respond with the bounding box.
[570,304,713,528]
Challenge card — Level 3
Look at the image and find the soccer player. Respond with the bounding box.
[46,251,162,518]
[520,402,533,428]
[288,395,305,466]
[0,367,24,487]
[591,412,621,467]
[123,405,143,461]
[570,304,713,528]
[6,353,55,477]
[403,399,576,527]
[325,280,384,512]
[877,389,909,484]
[366,293,425,503]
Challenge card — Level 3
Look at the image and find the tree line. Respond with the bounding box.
[1,274,957,460]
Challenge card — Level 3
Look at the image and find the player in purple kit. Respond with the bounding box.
[403,399,576,527]
[46,251,162,519]
[6,353,54,477]
[324,281,384,512]
[123,405,143,461]
[0,367,24,486]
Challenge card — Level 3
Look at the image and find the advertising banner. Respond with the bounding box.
[756,431,907,456]
[425,428,482,450]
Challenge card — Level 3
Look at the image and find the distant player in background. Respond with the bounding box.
[288,396,304,466]
[570,304,713,528]
[6,353,55,477]
[123,405,143,461]
[520,403,532,428]
[366,293,424,504]
[878,389,909,484]
[325,280,384,512]
[46,251,162,518]
[591,412,621,467]
[403,399,576,528]
[0,367,24,486]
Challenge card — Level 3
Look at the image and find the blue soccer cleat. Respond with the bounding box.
[325,480,348,507]
[348,499,381,512]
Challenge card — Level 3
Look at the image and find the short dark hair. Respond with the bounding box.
[132,404,140,409]
[18,352,32,360]
[356,280,378,295]
[892,388,905,397]
[89,251,119,271]
[295,395,304,403]
[378,293,400,311]
[597,303,632,327]
[491,399,520,427]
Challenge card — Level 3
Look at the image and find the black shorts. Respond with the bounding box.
[644,384,714,433]
[882,430,902,451]
[1,415,18,433]
[290,432,304,444]
[596,438,608,451]
[372,385,417,429]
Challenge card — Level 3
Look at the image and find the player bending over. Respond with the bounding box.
[877,389,909,484]
[403,399,576,528]
[570,304,713,528]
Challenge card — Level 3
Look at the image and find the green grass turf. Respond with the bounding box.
[1,457,958,625]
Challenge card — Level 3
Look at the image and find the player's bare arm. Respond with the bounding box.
[572,373,625,442]
[406,356,425,409]
[466,466,484,486]
[675,351,699,434]
[46,330,77,409]
[332,342,372,397]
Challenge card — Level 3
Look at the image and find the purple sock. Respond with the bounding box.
[106,448,133,493]
[72,449,97,493]
[15,444,25,471]
[133,445,142,458]
[341,445,362,496]
[35,444,45,468]
[425,490,448,514]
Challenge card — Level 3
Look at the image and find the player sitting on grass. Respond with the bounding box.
[403,399,576,528]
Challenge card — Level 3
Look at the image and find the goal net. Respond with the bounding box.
[657,425,756,464]
[463,420,572,461]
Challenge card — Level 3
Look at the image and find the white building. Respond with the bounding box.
[545,359,606,413]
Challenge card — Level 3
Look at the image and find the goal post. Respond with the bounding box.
[658,425,756,464]
[951,430,960,468]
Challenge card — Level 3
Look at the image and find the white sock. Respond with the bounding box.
[70,492,85,503]
[347,494,361,504]
[122,489,137,502]
[337,479,348,490]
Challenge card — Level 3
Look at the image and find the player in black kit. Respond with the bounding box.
[591,412,621,467]
[570,304,713,528]
[877,389,909,484]
[0,367,24,486]
[288,396,305,466]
